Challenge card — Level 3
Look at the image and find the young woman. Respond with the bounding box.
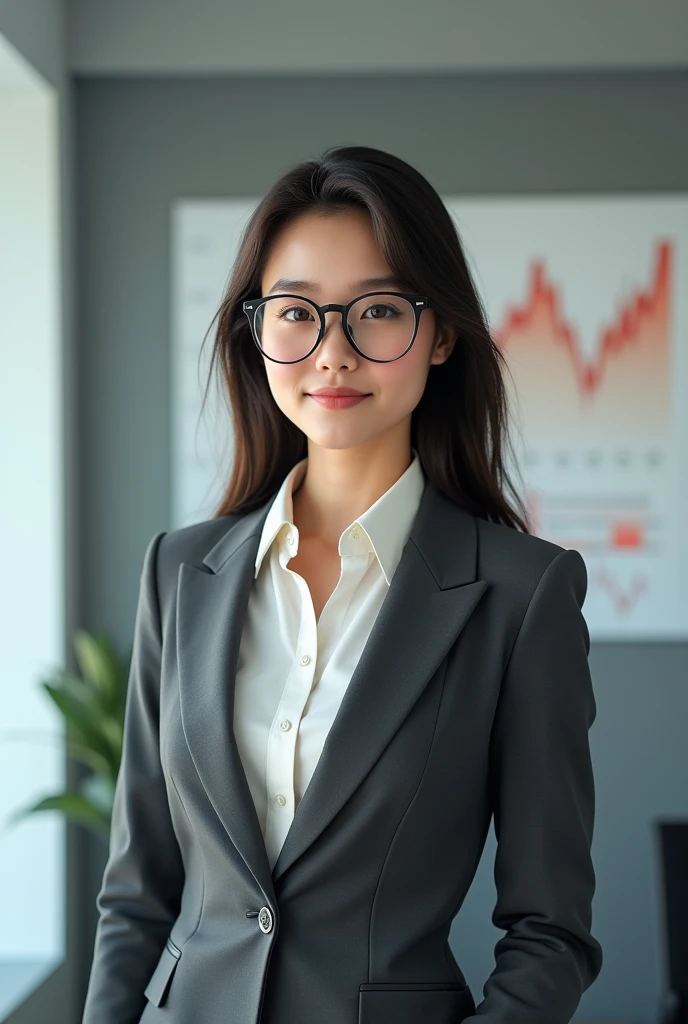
[83,145,603,1024]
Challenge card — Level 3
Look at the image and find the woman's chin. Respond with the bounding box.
[301,424,376,452]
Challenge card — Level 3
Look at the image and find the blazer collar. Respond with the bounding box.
[177,475,488,904]
[203,467,474,588]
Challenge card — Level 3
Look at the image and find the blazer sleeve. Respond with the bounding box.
[469,547,603,1023]
[82,530,185,1024]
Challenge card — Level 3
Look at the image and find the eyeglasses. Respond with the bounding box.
[242,291,431,364]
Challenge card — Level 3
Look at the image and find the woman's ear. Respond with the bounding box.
[429,324,456,366]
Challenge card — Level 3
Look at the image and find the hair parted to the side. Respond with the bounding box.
[199,144,532,533]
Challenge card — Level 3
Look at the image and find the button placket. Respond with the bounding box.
[265,680,300,829]
[264,564,317,855]
[292,570,317,677]
[266,709,297,811]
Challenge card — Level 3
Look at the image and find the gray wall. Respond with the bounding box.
[65,0,688,74]
[75,72,688,1023]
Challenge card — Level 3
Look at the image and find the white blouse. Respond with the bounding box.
[232,449,426,870]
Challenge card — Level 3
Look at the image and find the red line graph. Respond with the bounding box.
[491,241,672,442]
[494,241,671,395]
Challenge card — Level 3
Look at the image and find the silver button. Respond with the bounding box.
[275,794,286,806]
[258,906,274,933]
[279,719,291,731]
[300,654,311,666]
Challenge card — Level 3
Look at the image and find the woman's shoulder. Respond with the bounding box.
[476,514,571,572]
[153,511,248,592]
[429,480,580,594]
[473,513,588,620]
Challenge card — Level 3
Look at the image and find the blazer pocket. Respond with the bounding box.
[143,936,182,1008]
[358,981,475,1024]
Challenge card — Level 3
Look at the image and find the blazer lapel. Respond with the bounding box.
[176,500,276,902]
[176,478,488,898]
[270,481,487,882]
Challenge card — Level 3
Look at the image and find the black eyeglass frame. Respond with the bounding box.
[242,291,432,364]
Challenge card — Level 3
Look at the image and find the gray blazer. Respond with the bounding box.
[82,478,603,1024]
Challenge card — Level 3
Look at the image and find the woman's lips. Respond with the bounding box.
[307,393,371,409]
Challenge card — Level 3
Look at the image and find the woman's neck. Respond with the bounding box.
[292,436,413,547]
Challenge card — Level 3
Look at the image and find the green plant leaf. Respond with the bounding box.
[99,716,124,765]
[73,630,125,714]
[65,740,114,778]
[57,673,123,773]
[5,791,110,838]
[41,681,114,763]
[52,668,114,724]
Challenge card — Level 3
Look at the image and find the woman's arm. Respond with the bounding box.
[470,546,603,1023]
[82,530,185,1024]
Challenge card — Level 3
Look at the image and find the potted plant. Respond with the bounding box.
[2,630,129,840]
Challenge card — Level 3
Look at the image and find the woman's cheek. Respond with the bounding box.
[264,364,301,411]
[372,349,429,409]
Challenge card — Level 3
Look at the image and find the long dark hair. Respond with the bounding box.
[200,145,531,533]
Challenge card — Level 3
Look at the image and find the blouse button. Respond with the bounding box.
[279,719,291,731]
[300,654,311,666]
[275,794,287,806]
[286,535,295,546]
[350,530,360,540]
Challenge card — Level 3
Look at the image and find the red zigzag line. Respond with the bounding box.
[494,241,671,396]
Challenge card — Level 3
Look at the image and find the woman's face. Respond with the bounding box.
[258,208,455,453]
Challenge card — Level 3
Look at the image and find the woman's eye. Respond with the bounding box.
[282,306,313,322]
[363,304,395,319]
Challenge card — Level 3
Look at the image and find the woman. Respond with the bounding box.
[83,145,603,1024]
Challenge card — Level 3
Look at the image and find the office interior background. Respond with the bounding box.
[0,1,687,1022]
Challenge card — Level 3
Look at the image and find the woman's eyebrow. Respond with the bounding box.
[266,275,404,295]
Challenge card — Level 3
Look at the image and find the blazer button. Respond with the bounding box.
[258,906,274,933]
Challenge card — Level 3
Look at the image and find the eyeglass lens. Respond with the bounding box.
[253,294,415,362]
